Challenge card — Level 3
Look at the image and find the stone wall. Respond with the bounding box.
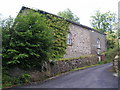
[89,30,106,54]
[64,23,106,59]
[9,55,98,82]
[50,55,98,76]
[64,24,91,58]
[113,55,119,73]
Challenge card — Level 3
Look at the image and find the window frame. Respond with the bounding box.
[97,38,101,49]
[67,32,72,45]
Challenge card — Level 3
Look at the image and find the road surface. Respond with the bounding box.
[16,63,118,88]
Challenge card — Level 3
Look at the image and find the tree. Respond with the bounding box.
[90,10,116,33]
[2,10,53,69]
[57,8,80,23]
[90,10,117,49]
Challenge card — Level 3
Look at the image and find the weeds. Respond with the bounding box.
[2,73,31,88]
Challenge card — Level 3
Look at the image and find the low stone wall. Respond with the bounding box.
[50,56,98,76]
[113,55,119,73]
[8,55,98,82]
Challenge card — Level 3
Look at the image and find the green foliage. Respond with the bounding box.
[105,48,118,60]
[2,70,20,88]
[2,10,70,88]
[107,38,115,49]
[90,10,117,49]
[2,74,16,88]
[98,48,119,64]
[90,10,116,33]
[57,55,95,61]
[2,72,31,88]
[2,10,53,69]
[44,14,70,59]
[99,48,119,65]
[19,73,31,83]
[106,30,118,49]
[57,8,80,23]
[2,9,70,69]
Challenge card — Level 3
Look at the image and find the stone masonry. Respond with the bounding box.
[64,24,91,58]
[9,55,98,82]
[64,23,106,58]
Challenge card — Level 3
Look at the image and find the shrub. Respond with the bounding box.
[2,72,31,88]
[2,10,53,69]
[100,47,119,64]
[105,48,118,61]
[19,73,31,83]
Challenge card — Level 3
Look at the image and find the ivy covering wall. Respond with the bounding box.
[2,9,70,69]
[20,8,70,59]
[2,10,70,88]
[43,13,70,59]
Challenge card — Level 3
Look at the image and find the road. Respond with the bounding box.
[16,63,118,88]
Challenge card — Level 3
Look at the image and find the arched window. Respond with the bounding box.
[97,38,101,49]
[67,32,72,45]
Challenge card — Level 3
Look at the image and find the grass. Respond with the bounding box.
[2,73,31,89]
[72,64,99,71]
[56,54,95,61]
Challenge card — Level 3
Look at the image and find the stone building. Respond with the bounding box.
[64,23,106,59]
[20,6,107,61]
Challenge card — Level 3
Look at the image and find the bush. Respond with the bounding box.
[19,73,31,83]
[105,48,118,60]
[100,47,119,64]
[2,72,31,88]
[2,10,53,70]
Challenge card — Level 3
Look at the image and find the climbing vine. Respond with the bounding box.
[2,9,70,88]
[2,9,70,70]
[43,14,70,59]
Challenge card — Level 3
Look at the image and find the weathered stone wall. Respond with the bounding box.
[9,55,98,82]
[64,24,91,58]
[64,24,106,59]
[89,30,106,54]
[50,55,98,76]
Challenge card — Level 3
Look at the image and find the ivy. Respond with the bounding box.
[2,9,70,70]
[44,14,70,59]
[2,10,54,69]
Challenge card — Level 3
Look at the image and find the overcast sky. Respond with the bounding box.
[0,0,119,27]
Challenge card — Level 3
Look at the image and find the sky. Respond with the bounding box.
[0,0,119,27]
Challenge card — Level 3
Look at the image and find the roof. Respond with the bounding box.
[19,6,106,35]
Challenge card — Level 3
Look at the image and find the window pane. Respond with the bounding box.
[67,33,72,45]
[97,39,101,48]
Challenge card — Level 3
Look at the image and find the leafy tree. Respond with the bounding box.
[90,10,116,33]
[90,10,117,49]
[57,8,80,23]
[2,10,53,69]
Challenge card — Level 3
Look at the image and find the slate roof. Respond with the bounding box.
[19,6,106,35]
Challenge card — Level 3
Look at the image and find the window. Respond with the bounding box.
[97,38,101,49]
[67,32,72,45]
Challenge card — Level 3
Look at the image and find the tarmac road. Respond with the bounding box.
[16,63,118,88]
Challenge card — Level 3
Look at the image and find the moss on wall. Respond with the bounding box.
[56,55,95,61]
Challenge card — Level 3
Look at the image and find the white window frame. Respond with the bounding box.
[67,32,72,45]
[97,38,101,49]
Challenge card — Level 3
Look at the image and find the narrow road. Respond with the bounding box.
[17,63,118,88]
